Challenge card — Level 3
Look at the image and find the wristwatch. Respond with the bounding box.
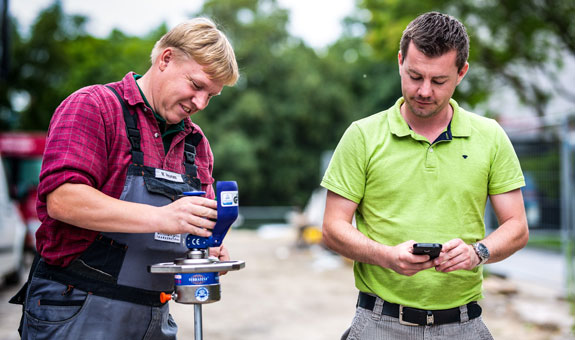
[472,242,490,266]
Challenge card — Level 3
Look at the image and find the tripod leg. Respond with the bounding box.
[194,304,203,340]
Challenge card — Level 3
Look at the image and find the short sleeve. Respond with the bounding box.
[488,123,525,195]
[321,123,367,204]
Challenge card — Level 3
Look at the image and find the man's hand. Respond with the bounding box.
[433,238,479,272]
[386,240,436,276]
[156,197,217,237]
[209,245,231,275]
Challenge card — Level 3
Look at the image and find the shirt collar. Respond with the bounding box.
[131,73,185,134]
[388,97,471,139]
[120,72,146,107]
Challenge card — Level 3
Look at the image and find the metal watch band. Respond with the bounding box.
[472,242,489,266]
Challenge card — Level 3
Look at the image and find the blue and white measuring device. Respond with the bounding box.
[149,181,245,340]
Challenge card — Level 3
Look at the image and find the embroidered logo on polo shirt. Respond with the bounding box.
[462,155,468,159]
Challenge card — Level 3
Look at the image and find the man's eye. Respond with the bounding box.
[409,75,421,81]
[433,80,446,85]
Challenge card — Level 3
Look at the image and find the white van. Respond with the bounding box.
[0,152,26,286]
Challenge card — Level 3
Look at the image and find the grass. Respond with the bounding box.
[526,232,563,252]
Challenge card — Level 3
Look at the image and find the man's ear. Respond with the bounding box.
[158,48,175,72]
[398,51,403,76]
[456,62,469,85]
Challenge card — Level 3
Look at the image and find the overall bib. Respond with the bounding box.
[13,87,204,340]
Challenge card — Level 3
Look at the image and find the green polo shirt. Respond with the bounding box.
[321,97,524,309]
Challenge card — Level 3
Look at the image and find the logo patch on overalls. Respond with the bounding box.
[155,169,184,183]
[154,233,182,243]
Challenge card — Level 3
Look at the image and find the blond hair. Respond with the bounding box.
[151,18,239,86]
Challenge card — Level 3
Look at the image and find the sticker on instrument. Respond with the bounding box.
[220,191,238,207]
[195,287,209,302]
[154,233,181,243]
[155,169,183,183]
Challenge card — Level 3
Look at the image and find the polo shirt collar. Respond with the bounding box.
[449,99,471,137]
[388,97,471,138]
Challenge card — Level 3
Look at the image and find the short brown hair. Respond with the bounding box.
[151,18,239,86]
[400,12,469,72]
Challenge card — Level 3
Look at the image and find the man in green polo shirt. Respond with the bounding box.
[321,12,528,339]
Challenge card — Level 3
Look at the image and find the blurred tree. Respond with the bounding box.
[0,1,161,131]
[1,0,402,207]
[358,0,575,117]
[195,0,398,205]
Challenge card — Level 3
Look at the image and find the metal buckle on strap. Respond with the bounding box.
[399,305,419,326]
[399,306,435,326]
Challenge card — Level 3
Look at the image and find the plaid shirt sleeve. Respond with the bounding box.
[36,74,217,266]
[37,87,110,205]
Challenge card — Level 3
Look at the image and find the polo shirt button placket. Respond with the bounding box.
[425,145,437,169]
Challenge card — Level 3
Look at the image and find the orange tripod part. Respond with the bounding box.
[160,292,172,303]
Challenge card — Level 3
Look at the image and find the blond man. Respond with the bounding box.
[12,18,239,339]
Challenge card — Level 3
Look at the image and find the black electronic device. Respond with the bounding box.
[412,243,442,259]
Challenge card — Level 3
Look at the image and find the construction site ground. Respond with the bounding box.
[1,228,573,340]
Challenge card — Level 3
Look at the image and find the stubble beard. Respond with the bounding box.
[405,96,440,119]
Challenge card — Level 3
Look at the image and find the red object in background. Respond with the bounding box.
[0,132,46,157]
[0,132,46,252]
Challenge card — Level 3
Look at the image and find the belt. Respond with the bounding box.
[35,259,169,307]
[357,292,482,326]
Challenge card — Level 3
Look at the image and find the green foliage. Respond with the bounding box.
[4,0,572,206]
[195,0,399,205]
[1,0,400,206]
[358,0,575,116]
[0,2,159,131]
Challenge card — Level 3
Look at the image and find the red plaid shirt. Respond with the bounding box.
[36,72,215,267]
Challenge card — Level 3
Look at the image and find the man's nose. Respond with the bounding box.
[192,93,210,111]
[418,80,432,98]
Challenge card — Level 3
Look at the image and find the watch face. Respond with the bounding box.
[476,243,489,260]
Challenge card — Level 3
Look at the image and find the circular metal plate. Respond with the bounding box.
[149,260,245,274]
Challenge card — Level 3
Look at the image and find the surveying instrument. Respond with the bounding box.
[149,181,245,340]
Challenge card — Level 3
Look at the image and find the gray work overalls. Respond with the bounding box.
[11,86,204,340]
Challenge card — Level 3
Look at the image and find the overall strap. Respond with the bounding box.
[184,132,203,177]
[105,85,144,165]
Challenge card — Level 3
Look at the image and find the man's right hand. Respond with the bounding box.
[384,240,436,276]
[47,183,218,235]
[157,196,217,237]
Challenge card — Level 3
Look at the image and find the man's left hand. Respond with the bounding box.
[433,238,480,272]
[209,245,230,275]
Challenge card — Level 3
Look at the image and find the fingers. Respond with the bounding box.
[209,245,230,261]
[390,240,435,276]
[185,197,217,220]
[159,197,218,236]
[391,239,479,275]
[209,245,230,275]
[433,239,475,272]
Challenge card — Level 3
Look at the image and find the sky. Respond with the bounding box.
[9,0,355,49]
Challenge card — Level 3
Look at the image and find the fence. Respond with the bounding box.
[497,113,575,307]
[560,114,575,307]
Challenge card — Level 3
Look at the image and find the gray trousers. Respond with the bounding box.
[342,296,494,340]
[21,276,177,340]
